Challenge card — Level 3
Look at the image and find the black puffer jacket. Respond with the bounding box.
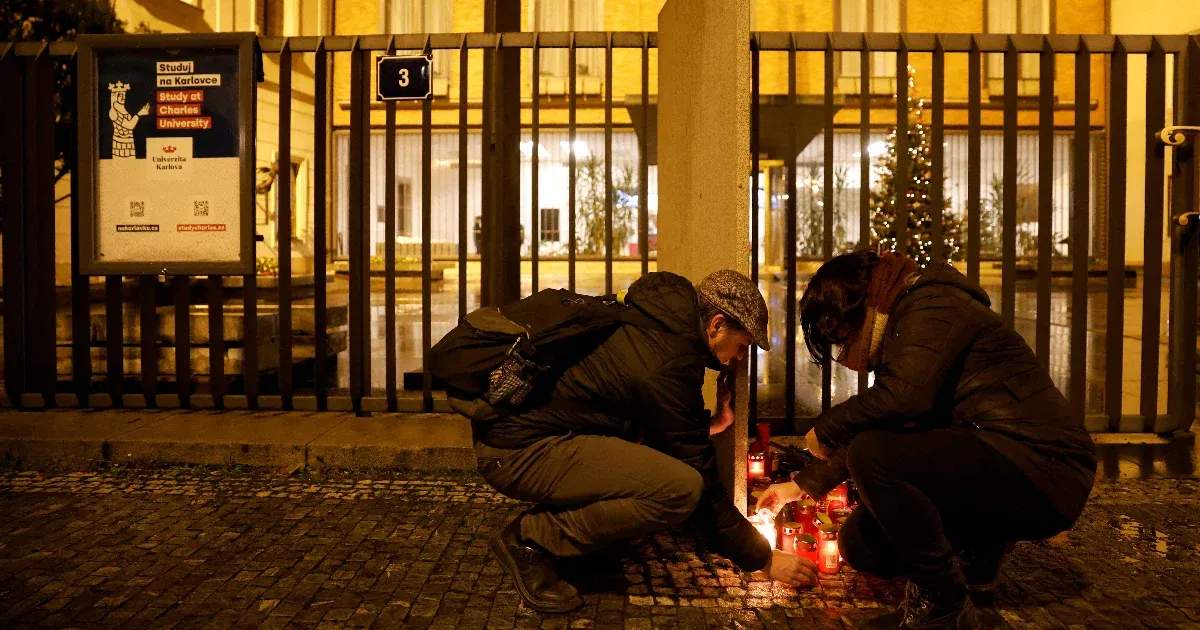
[813,262,1097,521]
[476,272,773,571]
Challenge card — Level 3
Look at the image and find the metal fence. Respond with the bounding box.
[0,32,657,416]
[0,32,1196,435]
[751,33,1198,435]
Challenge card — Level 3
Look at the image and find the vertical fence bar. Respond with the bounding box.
[244,269,258,398]
[859,36,870,395]
[1070,39,1091,421]
[243,241,257,406]
[140,275,157,404]
[422,37,434,412]
[313,41,329,407]
[822,38,834,413]
[1037,38,1055,368]
[174,276,191,406]
[931,37,945,262]
[0,46,27,403]
[1140,38,1166,431]
[28,49,56,404]
[384,37,398,411]
[530,36,540,295]
[895,38,910,255]
[1106,38,1128,431]
[208,275,224,407]
[348,41,369,411]
[786,37,798,426]
[605,36,614,295]
[639,37,649,276]
[1168,36,1199,431]
[968,37,982,283]
[278,41,294,406]
[107,276,123,405]
[68,55,91,405]
[568,34,578,293]
[750,34,760,424]
[460,39,471,310]
[1002,38,1018,327]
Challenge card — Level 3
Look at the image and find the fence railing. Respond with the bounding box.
[750,33,1198,435]
[0,32,1196,435]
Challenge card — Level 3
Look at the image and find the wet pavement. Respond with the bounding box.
[360,263,1191,426]
[12,261,1197,429]
[1,467,1198,629]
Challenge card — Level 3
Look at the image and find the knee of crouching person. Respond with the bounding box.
[836,508,871,572]
[846,430,890,488]
[657,466,705,525]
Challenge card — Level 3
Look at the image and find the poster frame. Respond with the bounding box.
[76,32,256,276]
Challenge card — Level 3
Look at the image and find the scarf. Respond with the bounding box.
[837,252,919,373]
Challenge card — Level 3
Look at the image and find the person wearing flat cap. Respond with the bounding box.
[475,270,817,613]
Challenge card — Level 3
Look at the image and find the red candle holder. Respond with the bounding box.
[827,482,849,516]
[818,523,841,575]
[780,522,801,554]
[796,500,819,537]
[747,452,767,483]
[795,533,819,565]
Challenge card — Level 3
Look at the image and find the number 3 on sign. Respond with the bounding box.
[398,68,409,87]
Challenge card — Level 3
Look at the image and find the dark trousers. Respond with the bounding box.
[474,434,704,557]
[840,429,1072,592]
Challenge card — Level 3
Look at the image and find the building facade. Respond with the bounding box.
[324,0,1118,271]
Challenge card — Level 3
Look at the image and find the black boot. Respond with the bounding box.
[961,543,1014,592]
[859,582,981,629]
[488,513,583,613]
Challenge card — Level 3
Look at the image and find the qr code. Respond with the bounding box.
[193,200,209,217]
[128,201,145,217]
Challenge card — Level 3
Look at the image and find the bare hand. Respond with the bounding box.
[763,549,817,587]
[805,428,830,460]
[137,103,150,116]
[755,481,803,515]
[710,371,735,436]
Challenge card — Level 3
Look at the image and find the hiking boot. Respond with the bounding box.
[859,582,981,629]
[961,543,1014,592]
[488,513,582,613]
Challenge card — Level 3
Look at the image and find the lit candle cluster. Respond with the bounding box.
[747,442,858,580]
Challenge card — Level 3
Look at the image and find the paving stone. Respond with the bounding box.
[0,471,1196,628]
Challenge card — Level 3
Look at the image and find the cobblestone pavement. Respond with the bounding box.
[1,470,1198,629]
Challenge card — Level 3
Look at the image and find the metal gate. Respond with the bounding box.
[0,32,1196,435]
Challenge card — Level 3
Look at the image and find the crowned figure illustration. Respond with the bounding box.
[108,81,150,158]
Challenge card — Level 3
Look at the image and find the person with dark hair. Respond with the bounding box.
[472,270,816,612]
[756,251,1096,629]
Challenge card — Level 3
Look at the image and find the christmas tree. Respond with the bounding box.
[870,68,963,266]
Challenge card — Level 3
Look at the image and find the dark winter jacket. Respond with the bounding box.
[811,261,1097,521]
[474,272,773,572]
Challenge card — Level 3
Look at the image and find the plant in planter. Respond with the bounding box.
[796,164,850,257]
[574,154,638,256]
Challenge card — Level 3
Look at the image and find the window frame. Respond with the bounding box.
[539,207,562,243]
[529,0,605,92]
[833,0,907,96]
[382,0,454,81]
[983,0,1056,96]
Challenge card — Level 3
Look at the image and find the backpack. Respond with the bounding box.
[429,288,662,421]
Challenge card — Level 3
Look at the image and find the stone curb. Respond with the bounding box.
[0,409,474,473]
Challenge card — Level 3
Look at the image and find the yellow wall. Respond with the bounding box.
[330,0,1109,132]
[1111,0,1200,266]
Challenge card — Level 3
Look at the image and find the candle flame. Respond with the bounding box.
[749,508,777,548]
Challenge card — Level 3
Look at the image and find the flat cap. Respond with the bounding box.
[696,269,771,351]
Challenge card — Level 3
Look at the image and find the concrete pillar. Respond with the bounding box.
[480,0,522,307]
[657,0,752,513]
